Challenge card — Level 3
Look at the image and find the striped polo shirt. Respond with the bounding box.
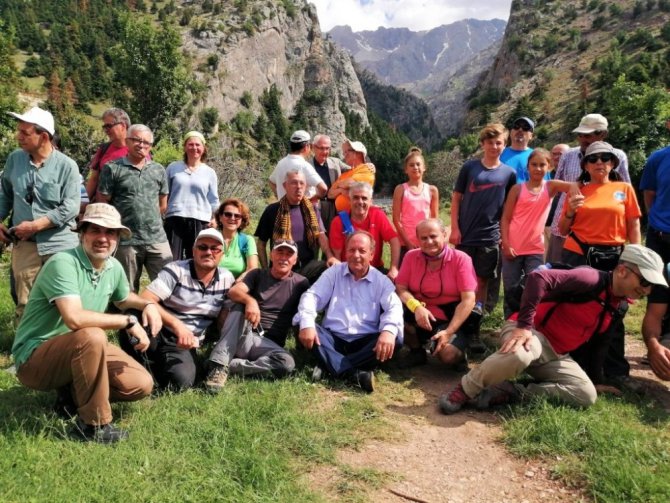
[147,259,235,338]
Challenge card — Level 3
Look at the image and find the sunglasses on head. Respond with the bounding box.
[222,211,242,220]
[196,244,222,253]
[512,122,532,132]
[585,153,614,164]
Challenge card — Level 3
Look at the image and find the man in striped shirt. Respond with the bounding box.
[123,228,235,390]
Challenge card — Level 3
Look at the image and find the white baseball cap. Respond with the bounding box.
[8,106,55,136]
[195,228,225,246]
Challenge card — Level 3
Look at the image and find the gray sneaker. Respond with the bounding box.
[205,363,229,393]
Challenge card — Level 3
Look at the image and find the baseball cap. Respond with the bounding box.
[8,106,55,136]
[272,239,298,254]
[572,114,608,134]
[76,203,131,239]
[195,228,225,246]
[345,139,367,157]
[513,117,535,131]
[619,244,667,287]
[290,130,311,143]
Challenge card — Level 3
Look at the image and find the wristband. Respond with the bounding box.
[406,298,426,313]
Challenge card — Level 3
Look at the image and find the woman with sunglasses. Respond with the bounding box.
[164,131,220,260]
[395,218,479,368]
[215,198,258,281]
[558,140,642,385]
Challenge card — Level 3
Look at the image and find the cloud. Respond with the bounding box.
[311,0,512,32]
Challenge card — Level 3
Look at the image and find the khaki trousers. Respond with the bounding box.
[12,241,51,321]
[17,328,153,425]
[115,242,172,292]
[462,321,597,408]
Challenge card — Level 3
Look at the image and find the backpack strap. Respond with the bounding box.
[238,232,248,261]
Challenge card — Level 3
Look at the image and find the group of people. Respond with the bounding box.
[3,105,670,444]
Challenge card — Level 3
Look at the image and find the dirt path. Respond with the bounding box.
[312,338,669,503]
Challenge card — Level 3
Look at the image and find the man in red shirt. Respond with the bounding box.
[439,244,667,413]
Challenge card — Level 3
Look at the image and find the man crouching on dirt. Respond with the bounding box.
[12,203,161,443]
[439,244,666,414]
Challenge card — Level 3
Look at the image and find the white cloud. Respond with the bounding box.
[310,0,512,32]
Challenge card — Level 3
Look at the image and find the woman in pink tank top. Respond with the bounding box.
[392,147,439,259]
[500,148,581,317]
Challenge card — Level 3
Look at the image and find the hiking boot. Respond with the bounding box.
[204,363,229,393]
[53,385,77,419]
[398,348,428,369]
[475,381,522,410]
[468,333,487,355]
[311,365,324,382]
[438,383,470,414]
[71,418,128,444]
[350,370,375,393]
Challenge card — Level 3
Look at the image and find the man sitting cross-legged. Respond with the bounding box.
[122,228,235,390]
[205,239,310,391]
[295,230,404,393]
[12,203,160,443]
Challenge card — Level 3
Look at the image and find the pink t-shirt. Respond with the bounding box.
[395,247,477,321]
[509,181,551,255]
[400,182,431,247]
[90,143,129,172]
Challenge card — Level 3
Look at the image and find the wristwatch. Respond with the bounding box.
[125,315,139,330]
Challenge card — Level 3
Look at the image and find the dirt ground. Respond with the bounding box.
[310,337,670,503]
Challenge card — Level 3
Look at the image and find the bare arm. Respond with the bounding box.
[643,190,655,213]
[392,184,414,248]
[315,182,327,199]
[500,184,520,259]
[449,192,463,245]
[387,237,401,280]
[433,291,476,354]
[159,194,167,215]
[643,302,670,380]
[626,217,641,244]
[257,239,268,268]
[86,170,100,200]
[228,281,261,328]
[429,185,439,218]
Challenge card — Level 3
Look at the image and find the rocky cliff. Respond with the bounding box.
[181,0,368,146]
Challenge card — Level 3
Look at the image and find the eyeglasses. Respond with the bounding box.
[102,122,121,131]
[127,137,153,147]
[222,211,242,220]
[196,244,222,253]
[623,264,652,288]
[584,153,614,164]
[314,145,331,151]
[577,131,604,138]
[512,123,532,132]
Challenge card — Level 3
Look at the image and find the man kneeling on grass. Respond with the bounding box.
[12,203,161,443]
[204,239,310,391]
[295,231,403,393]
[439,244,667,414]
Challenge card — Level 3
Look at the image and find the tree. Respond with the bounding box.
[0,19,20,158]
[110,14,194,136]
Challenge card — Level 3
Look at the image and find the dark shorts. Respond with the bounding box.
[457,244,499,279]
[403,302,476,352]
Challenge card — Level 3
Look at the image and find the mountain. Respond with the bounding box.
[464,0,670,182]
[328,19,506,136]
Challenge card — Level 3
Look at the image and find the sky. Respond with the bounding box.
[310,0,513,32]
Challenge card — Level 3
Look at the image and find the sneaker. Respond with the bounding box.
[438,383,470,414]
[350,370,375,393]
[475,381,521,410]
[71,418,128,444]
[311,365,324,382]
[204,363,229,393]
[53,386,77,419]
[398,348,428,369]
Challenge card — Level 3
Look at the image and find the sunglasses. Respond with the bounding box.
[127,136,153,147]
[196,244,222,253]
[102,122,120,131]
[222,211,242,220]
[584,153,614,164]
[512,123,532,132]
[623,264,651,288]
[25,170,35,205]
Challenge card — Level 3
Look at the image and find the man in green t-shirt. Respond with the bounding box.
[12,203,162,444]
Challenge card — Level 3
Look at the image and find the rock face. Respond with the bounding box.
[328,19,506,136]
[181,0,368,145]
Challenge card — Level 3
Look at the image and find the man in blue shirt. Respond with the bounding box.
[295,230,403,392]
[500,117,536,183]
